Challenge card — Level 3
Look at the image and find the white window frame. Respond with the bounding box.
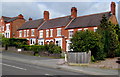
[38,39,44,45]
[66,40,72,52]
[94,27,98,32]
[46,29,49,38]
[31,29,35,36]
[57,28,61,36]
[24,30,27,37]
[30,38,36,45]
[84,28,88,31]
[50,29,53,37]
[68,29,74,38]
[55,38,62,48]
[0,26,1,32]
[39,30,43,38]
[2,26,4,31]
[27,30,29,37]
[19,31,22,37]
[6,23,10,31]
[78,29,82,31]
[1,20,3,22]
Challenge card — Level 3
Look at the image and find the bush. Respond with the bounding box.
[47,44,61,54]
[115,43,120,57]
[9,38,28,48]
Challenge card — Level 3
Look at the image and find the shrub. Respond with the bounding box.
[47,44,61,54]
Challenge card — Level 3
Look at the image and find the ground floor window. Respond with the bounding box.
[30,38,36,45]
[38,39,44,45]
[66,40,72,52]
[5,31,10,38]
[55,38,62,48]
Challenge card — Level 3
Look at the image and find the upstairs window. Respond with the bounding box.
[46,30,49,38]
[31,29,35,36]
[39,30,43,38]
[27,30,29,37]
[68,29,74,38]
[84,28,88,31]
[0,26,1,31]
[57,28,61,36]
[19,31,22,37]
[1,26,4,31]
[78,29,82,31]
[24,30,26,37]
[50,29,53,37]
[6,24,10,30]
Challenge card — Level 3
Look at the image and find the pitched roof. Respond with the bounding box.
[65,11,111,29]
[38,16,72,30]
[18,19,44,30]
[2,16,19,23]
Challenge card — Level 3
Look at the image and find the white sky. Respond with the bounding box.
[1,0,120,24]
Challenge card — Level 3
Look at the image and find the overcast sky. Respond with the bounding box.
[1,0,120,24]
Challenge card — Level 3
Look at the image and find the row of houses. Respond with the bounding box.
[0,2,118,52]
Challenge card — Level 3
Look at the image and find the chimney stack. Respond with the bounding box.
[44,11,49,20]
[71,7,77,18]
[18,14,24,19]
[111,2,116,15]
[29,17,32,21]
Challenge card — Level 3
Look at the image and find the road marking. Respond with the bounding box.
[45,74,51,75]
[0,63,27,71]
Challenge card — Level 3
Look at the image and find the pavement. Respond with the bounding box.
[1,51,119,76]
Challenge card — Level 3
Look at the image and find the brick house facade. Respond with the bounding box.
[17,2,118,52]
[0,14,25,38]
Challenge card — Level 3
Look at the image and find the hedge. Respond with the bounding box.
[21,44,62,54]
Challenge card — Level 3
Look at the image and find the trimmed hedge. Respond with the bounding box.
[21,44,62,54]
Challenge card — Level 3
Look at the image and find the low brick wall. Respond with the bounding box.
[6,47,61,58]
[38,51,61,58]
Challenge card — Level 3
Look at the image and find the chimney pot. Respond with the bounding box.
[18,14,24,19]
[71,7,77,18]
[29,17,32,21]
[44,11,49,20]
[111,2,116,15]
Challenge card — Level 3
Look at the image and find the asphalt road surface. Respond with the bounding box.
[2,51,85,75]
[2,59,85,75]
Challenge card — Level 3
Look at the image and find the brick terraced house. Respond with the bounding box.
[17,2,118,52]
[17,11,49,45]
[0,14,25,38]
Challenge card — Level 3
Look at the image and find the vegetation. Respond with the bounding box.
[70,15,120,60]
[19,44,61,55]
[97,15,119,58]
[70,30,105,60]
[2,37,28,50]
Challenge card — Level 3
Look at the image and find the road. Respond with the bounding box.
[2,51,85,75]
[2,59,84,75]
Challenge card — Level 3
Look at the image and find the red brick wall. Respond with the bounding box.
[12,19,25,38]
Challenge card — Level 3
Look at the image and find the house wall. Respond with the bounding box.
[17,28,38,45]
[0,18,6,35]
[12,19,25,38]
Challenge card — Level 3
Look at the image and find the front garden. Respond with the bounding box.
[1,37,62,58]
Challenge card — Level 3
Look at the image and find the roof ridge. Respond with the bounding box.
[77,11,111,18]
[48,15,71,21]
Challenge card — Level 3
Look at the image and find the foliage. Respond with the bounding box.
[114,24,120,42]
[2,37,10,47]
[20,44,62,54]
[97,15,119,58]
[115,42,120,57]
[70,30,105,60]
[9,38,28,48]
[44,44,62,54]
[2,37,28,48]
